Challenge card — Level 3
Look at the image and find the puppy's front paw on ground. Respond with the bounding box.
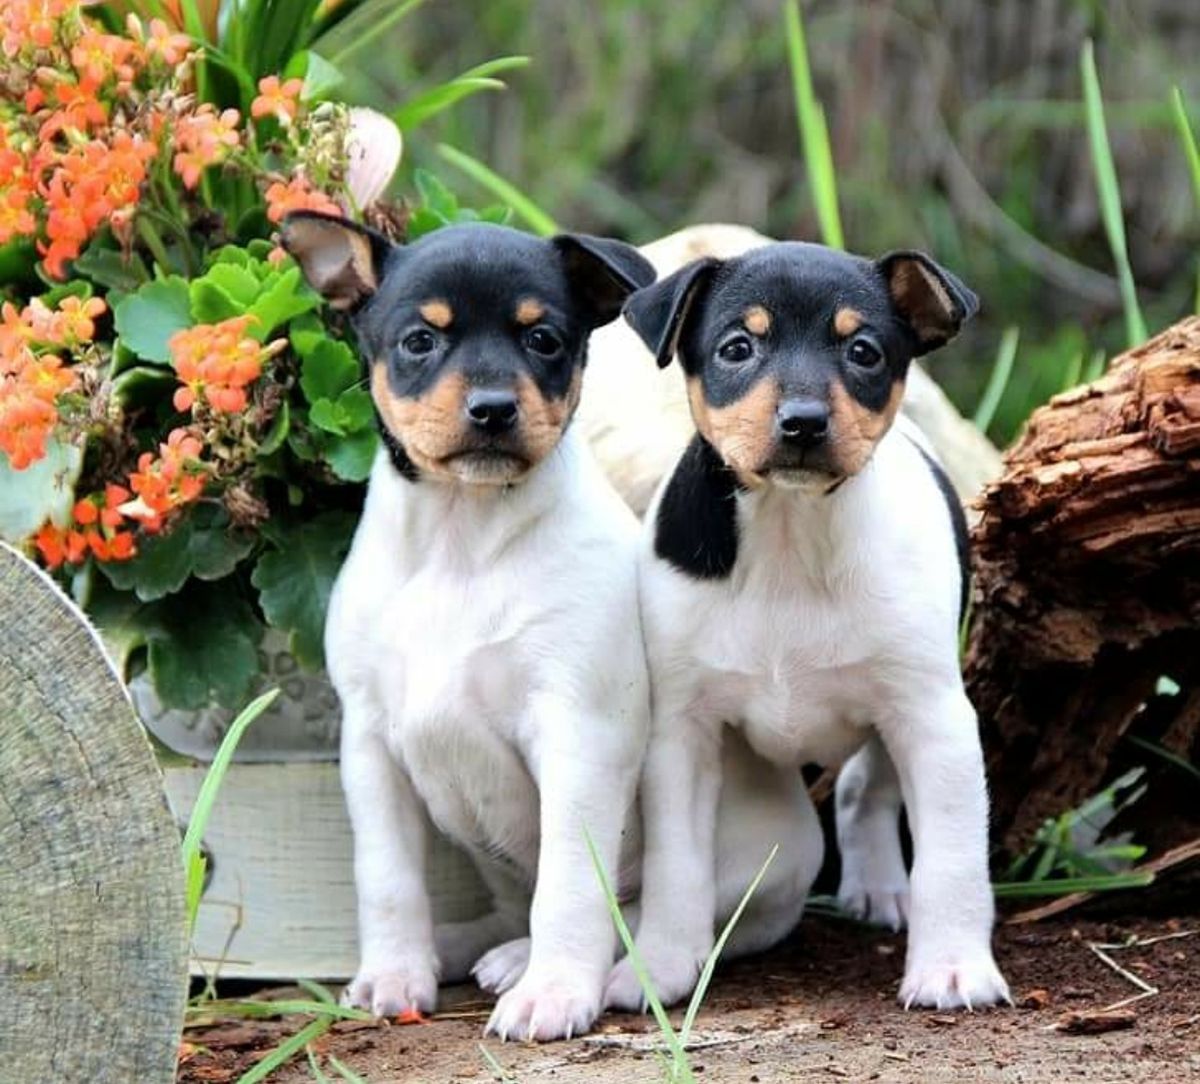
[900,954,1011,1011]
[343,966,438,1017]
[485,971,601,1041]
[472,937,530,995]
[603,948,701,1012]
[836,881,909,931]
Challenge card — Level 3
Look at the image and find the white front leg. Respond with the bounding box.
[340,709,438,1016]
[487,697,642,1042]
[881,687,1010,1010]
[604,708,722,1011]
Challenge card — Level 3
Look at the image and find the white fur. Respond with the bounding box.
[330,429,650,1040]
[613,417,1011,1012]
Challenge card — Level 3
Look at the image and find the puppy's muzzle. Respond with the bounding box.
[776,398,829,449]
[465,388,520,436]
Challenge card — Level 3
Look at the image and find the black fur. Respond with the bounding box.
[654,435,741,579]
[907,436,970,619]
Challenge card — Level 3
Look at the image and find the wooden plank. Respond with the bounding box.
[165,762,491,980]
[0,544,187,1084]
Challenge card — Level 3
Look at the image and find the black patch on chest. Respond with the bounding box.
[906,435,969,618]
[655,435,741,579]
[375,408,419,482]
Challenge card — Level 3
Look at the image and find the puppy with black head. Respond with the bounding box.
[606,243,1011,1012]
[282,213,654,1041]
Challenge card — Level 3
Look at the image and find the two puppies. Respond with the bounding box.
[284,214,1009,1040]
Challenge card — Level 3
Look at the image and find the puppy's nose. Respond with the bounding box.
[777,398,829,447]
[465,389,519,434]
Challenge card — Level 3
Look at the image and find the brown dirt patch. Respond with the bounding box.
[178,915,1200,1084]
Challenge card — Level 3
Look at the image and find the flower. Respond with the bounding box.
[169,316,284,415]
[173,105,241,190]
[264,176,340,224]
[251,75,305,126]
[0,386,57,469]
[125,427,209,531]
[345,107,403,210]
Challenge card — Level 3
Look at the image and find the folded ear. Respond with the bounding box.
[280,211,394,311]
[623,257,720,369]
[551,234,657,329]
[876,251,979,355]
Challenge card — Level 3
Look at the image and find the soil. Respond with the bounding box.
[177,915,1200,1084]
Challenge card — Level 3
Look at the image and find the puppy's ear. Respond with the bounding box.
[552,234,657,329]
[876,251,978,355]
[623,257,720,369]
[281,211,394,311]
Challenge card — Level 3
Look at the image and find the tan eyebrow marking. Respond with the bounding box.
[743,305,771,336]
[418,299,453,328]
[515,299,546,326]
[834,306,864,338]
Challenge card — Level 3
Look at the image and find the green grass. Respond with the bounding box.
[436,145,560,236]
[972,327,1020,435]
[1081,39,1148,348]
[1170,87,1200,210]
[783,0,844,249]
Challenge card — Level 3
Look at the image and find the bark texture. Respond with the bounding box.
[966,317,1200,853]
[0,543,187,1084]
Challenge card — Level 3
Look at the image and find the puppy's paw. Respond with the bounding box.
[836,880,909,931]
[900,953,1011,1011]
[603,947,702,1012]
[473,937,531,995]
[485,970,600,1042]
[343,964,438,1018]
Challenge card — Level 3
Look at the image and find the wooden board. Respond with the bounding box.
[165,762,491,980]
[0,543,187,1084]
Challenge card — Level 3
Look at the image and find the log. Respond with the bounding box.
[965,317,1200,854]
[0,544,187,1084]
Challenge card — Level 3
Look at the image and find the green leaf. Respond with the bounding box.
[435,144,558,236]
[338,387,374,430]
[0,436,82,542]
[309,397,346,435]
[99,507,255,602]
[252,511,358,669]
[325,428,378,481]
[414,169,458,218]
[300,338,360,403]
[146,580,264,710]
[303,51,344,100]
[288,312,326,359]
[113,276,192,363]
[1170,87,1200,212]
[258,398,291,456]
[73,242,149,291]
[395,78,506,132]
[247,266,319,338]
[189,280,241,326]
[111,365,177,410]
[405,206,450,240]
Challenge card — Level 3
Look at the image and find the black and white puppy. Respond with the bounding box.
[605,243,1011,1012]
[282,213,655,1041]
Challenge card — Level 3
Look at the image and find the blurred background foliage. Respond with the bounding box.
[329,0,1200,445]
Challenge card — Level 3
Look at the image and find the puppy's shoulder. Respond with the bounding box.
[649,435,740,580]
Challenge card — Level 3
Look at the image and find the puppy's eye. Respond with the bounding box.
[525,327,563,357]
[848,338,884,369]
[402,330,437,356]
[717,335,755,364]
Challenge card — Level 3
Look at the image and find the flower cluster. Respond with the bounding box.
[35,484,135,567]
[125,428,209,533]
[170,317,286,414]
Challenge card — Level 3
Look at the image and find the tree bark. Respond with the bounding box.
[0,544,187,1084]
[965,317,1200,855]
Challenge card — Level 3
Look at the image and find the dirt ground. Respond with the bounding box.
[178,915,1200,1084]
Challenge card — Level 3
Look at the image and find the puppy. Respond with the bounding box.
[605,242,1011,1012]
[282,213,655,1041]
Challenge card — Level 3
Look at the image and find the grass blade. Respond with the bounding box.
[1170,87,1200,210]
[1081,39,1147,347]
[583,829,692,1083]
[679,845,777,1048]
[394,78,508,132]
[306,1047,334,1084]
[297,979,338,1006]
[972,327,1019,434]
[191,998,370,1022]
[993,871,1154,898]
[479,1044,518,1083]
[436,145,559,236]
[1082,347,1107,383]
[237,1016,332,1084]
[783,0,844,249]
[459,56,532,80]
[1126,735,1200,783]
[326,0,427,68]
[327,1055,369,1084]
[180,688,280,932]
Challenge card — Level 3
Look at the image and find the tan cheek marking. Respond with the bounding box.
[418,300,453,329]
[743,305,771,337]
[686,375,778,485]
[834,307,863,338]
[515,299,546,326]
[371,363,468,475]
[826,379,905,476]
[513,371,579,463]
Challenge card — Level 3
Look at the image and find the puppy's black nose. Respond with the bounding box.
[777,399,829,447]
[465,389,519,434]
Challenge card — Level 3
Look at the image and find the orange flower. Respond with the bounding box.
[70,29,139,88]
[264,176,340,224]
[169,316,283,415]
[1,0,76,58]
[55,295,106,345]
[0,184,36,244]
[36,482,137,568]
[173,105,241,190]
[142,16,193,67]
[251,75,304,126]
[125,427,208,531]
[19,353,77,402]
[0,385,57,469]
[38,76,110,141]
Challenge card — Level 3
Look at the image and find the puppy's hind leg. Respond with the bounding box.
[835,732,910,930]
[713,732,824,960]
